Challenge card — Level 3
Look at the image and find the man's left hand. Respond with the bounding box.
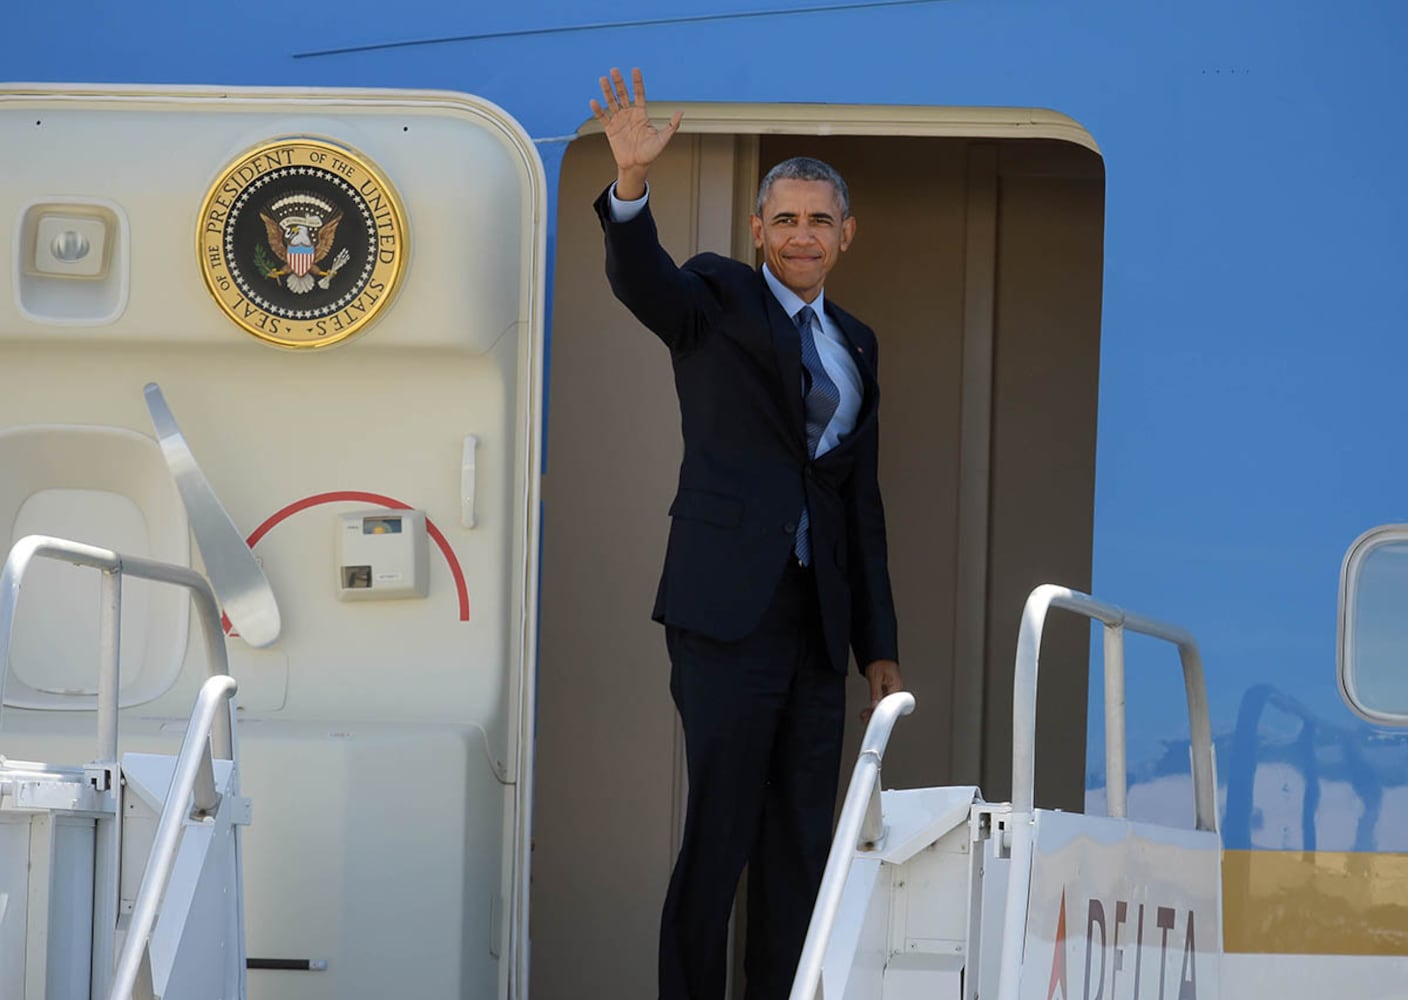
[861,659,904,724]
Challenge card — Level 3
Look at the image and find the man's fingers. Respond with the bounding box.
[632,67,647,106]
[598,75,617,112]
[589,98,608,123]
[665,110,683,135]
[611,67,631,107]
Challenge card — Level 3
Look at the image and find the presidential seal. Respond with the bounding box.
[197,138,407,349]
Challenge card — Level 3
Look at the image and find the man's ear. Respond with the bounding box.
[841,215,857,252]
[750,214,763,248]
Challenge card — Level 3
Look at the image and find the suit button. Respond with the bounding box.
[783,522,796,534]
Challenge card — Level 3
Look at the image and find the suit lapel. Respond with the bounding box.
[825,303,876,386]
[826,302,879,437]
[761,271,807,448]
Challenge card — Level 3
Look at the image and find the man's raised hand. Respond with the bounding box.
[591,67,683,200]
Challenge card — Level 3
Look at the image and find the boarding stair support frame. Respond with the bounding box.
[0,534,250,1000]
[791,584,1222,1000]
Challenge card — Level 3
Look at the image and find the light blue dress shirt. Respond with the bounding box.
[757,266,862,457]
[609,185,863,456]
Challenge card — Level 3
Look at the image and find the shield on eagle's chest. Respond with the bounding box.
[289,245,314,276]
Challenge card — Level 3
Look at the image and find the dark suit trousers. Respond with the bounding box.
[659,560,846,1000]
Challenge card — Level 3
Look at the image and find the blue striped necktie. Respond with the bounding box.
[794,304,840,566]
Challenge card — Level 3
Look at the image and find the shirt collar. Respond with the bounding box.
[762,263,825,324]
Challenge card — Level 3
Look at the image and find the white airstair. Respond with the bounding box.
[792,585,1223,1000]
[0,535,249,999]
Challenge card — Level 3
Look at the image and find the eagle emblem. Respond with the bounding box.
[198,138,406,348]
[255,193,352,294]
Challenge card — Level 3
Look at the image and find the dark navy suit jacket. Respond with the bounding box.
[595,187,898,673]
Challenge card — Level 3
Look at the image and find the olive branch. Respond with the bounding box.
[254,243,280,279]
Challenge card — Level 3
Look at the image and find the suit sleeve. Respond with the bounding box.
[593,185,726,352]
[845,341,900,670]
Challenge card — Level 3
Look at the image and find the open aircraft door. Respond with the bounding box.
[0,85,544,998]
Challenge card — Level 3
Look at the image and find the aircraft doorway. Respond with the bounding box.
[533,119,1104,1000]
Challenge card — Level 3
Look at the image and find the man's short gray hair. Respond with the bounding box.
[755,157,851,218]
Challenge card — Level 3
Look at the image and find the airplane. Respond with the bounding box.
[1,0,1405,996]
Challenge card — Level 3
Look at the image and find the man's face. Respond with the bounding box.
[750,178,856,303]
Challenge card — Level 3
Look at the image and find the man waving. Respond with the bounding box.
[591,67,903,1000]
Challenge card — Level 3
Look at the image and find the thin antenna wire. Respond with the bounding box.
[295,0,947,59]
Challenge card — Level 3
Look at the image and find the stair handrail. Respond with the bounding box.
[0,533,234,759]
[1010,583,1215,829]
[0,533,240,998]
[108,672,238,1000]
[996,583,1215,1000]
[789,690,915,1000]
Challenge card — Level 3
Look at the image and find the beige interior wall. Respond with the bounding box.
[533,131,1104,1000]
[982,141,1106,809]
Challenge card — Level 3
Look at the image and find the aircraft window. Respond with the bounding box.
[1339,525,1408,726]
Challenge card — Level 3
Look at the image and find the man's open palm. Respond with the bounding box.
[591,68,682,183]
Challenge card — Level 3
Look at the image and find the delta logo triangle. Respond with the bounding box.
[1046,888,1069,1000]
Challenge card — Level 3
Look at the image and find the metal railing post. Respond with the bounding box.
[191,740,221,820]
[97,569,122,765]
[1103,622,1128,819]
[858,752,886,848]
[1177,641,1217,832]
